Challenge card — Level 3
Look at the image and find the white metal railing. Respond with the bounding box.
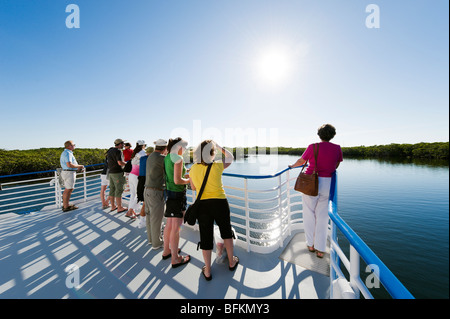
[0,164,413,299]
[0,166,105,214]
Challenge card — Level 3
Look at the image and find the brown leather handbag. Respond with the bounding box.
[294,143,319,196]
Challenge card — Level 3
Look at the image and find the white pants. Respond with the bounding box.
[128,173,140,211]
[302,177,331,252]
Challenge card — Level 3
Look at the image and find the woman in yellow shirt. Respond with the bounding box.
[189,140,239,281]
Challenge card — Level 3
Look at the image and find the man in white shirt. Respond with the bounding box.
[60,140,84,212]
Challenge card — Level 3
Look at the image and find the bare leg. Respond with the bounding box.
[224,238,237,268]
[163,218,173,255]
[202,249,212,276]
[170,217,183,264]
[63,189,73,209]
[109,196,116,210]
[116,197,126,211]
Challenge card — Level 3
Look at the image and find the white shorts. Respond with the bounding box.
[101,174,109,186]
[61,170,76,189]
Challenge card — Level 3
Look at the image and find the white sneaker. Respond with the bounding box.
[137,216,146,228]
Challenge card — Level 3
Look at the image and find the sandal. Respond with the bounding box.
[162,248,181,260]
[316,250,325,258]
[307,245,315,253]
[229,256,239,271]
[202,266,212,281]
[172,255,190,268]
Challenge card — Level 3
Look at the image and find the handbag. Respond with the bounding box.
[294,143,319,196]
[123,160,132,173]
[184,163,213,225]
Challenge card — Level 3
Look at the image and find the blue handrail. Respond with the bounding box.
[0,163,105,180]
[328,173,414,299]
[223,167,292,179]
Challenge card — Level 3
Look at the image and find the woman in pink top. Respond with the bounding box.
[126,140,147,219]
[289,124,343,258]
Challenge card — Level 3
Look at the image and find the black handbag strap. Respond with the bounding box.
[196,163,213,200]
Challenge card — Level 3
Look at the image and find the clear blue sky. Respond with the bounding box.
[0,0,448,150]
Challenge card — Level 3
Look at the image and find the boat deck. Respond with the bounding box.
[0,199,329,299]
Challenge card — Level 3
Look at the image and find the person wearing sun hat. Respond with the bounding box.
[106,138,127,213]
[144,139,168,248]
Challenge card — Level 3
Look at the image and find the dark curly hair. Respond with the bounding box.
[317,124,336,142]
[193,140,216,165]
[167,137,188,154]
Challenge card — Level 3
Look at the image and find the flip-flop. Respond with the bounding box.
[117,209,127,213]
[110,207,118,212]
[307,245,315,253]
[172,255,190,268]
[202,266,212,281]
[229,256,239,271]
[162,248,181,260]
[316,250,325,258]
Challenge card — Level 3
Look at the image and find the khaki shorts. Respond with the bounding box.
[61,171,76,189]
[109,172,126,197]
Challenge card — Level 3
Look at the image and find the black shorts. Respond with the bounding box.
[164,190,187,218]
[197,199,234,250]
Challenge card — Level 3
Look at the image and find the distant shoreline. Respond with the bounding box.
[0,142,448,177]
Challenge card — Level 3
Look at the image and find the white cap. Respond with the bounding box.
[154,139,168,147]
[136,140,146,145]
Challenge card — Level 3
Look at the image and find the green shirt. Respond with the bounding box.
[164,153,186,192]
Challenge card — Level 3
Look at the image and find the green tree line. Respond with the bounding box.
[227,142,449,159]
[0,142,448,176]
[0,148,107,176]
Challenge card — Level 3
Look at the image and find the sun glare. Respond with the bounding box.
[256,47,292,86]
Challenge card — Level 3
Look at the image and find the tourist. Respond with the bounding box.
[60,140,85,212]
[189,140,238,280]
[123,142,133,162]
[126,140,147,219]
[289,124,343,258]
[163,137,191,267]
[107,138,127,213]
[136,151,149,228]
[143,139,167,247]
[100,151,110,209]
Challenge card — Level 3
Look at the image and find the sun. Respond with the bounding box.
[256,46,292,86]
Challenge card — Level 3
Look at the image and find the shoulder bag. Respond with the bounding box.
[184,163,213,225]
[294,143,319,196]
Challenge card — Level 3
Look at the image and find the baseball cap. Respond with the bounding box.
[114,138,124,145]
[136,140,146,145]
[154,139,168,147]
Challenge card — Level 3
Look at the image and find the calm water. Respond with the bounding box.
[223,155,449,299]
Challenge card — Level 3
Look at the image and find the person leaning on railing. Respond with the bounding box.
[163,137,191,268]
[289,124,343,258]
[60,140,85,212]
[189,140,239,281]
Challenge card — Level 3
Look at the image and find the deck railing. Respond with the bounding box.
[0,164,413,299]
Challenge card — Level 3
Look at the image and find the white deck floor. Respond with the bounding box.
[0,200,329,299]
